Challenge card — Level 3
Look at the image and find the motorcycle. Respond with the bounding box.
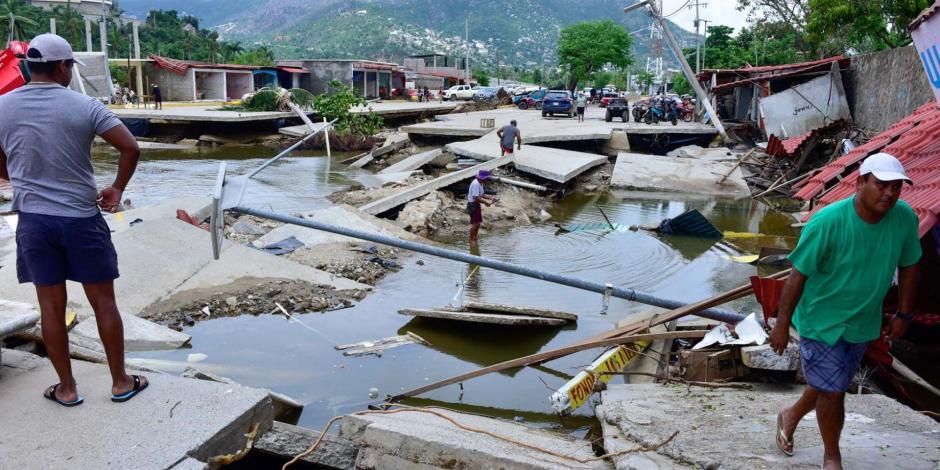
[641,97,679,125]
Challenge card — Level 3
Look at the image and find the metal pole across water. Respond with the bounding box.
[232,206,746,324]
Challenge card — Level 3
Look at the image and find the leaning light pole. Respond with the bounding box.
[624,0,730,143]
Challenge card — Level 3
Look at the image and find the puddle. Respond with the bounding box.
[3,145,800,431]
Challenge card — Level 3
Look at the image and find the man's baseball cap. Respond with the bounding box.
[477,169,490,180]
[859,152,913,185]
[26,34,84,66]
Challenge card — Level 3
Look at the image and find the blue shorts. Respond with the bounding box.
[800,337,868,393]
[15,211,119,286]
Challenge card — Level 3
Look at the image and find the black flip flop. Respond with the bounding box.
[43,383,84,407]
[111,375,148,403]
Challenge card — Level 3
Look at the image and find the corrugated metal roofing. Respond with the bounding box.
[698,56,847,84]
[149,54,262,75]
[795,100,940,237]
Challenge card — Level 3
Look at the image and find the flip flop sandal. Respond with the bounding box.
[776,412,795,456]
[111,375,148,403]
[43,383,84,407]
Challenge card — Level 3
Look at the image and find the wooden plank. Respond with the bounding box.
[399,308,566,326]
[360,155,513,215]
[463,301,578,322]
[390,269,791,402]
[389,330,707,402]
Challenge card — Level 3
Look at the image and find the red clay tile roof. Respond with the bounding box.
[794,100,940,237]
[765,120,848,158]
[149,54,262,74]
[910,0,940,31]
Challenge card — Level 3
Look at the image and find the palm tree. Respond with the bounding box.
[220,40,243,63]
[53,1,84,46]
[1,0,38,43]
[206,31,219,63]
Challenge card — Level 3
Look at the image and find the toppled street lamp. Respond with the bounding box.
[624,0,731,142]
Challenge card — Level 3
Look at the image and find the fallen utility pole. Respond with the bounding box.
[490,176,548,192]
[227,206,744,324]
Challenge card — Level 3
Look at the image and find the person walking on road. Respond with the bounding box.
[467,169,497,245]
[496,120,521,156]
[576,92,587,123]
[770,152,921,470]
[0,34,147,407]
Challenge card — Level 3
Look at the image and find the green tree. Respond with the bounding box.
[313,80,384,136]
[671,73,692,95]
[472,69,490,86]
[1,0,38,42]
[806,0,931,54]
[220,41,245,63]
[636,70,655,92]
[557,20,632,91]
[232,45,275,66]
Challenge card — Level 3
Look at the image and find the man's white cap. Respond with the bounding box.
[26,34,84,66]
[860,152,913,185]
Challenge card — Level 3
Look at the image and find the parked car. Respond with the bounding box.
[503,83,520,93]
[599,92,619,107]
[472,86,502,102]
[391,88,419,101]
[541,90,574,118]
[517,88,548,110]
[605,98,630,122]
[445,84,478,101]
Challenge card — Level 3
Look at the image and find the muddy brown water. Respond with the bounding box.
[1,145,800,435]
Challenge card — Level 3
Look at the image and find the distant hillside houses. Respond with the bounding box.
[29,0,111,16]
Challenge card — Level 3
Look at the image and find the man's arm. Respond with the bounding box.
[496,128,504,140]
[96,124,140,212]
[516,130,522,149]
[884,263,921,340]
[770,268,808,355]
[0,147,8,181]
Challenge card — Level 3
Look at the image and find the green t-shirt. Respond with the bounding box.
[576,95,587,107]
[789,196,922,345]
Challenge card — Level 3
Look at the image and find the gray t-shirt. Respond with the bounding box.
[0,83,122,217]
[499,124,518,148]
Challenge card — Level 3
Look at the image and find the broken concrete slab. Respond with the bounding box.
[353,170,421,189]
[0,300,39,339]
[446,137,606,183]
[399,308,567,326]
[379,148,442,174]
[254,205,423,250]
[105,196,211,234]
[597,383,939,470]
[597,419,691,470]
[278,121,332,137]
[347,153,374,169]
[255,421,359,470]
[70,313,192,352]
[340,407,612,470]
[740,343,800,371]
[463,301,578,321]
[0,349,273,469]
[360,156,513,215]
[372,132,410,158]
[611,152,749,197]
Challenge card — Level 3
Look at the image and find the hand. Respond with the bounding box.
[769,321,790,356]
[882,315,910,341]
[97,186,123,213]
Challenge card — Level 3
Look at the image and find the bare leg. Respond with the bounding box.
[36,283,78,402]
[816,391,845,470]
[82,281,145,395]
[778,385,820,452]
[469,223,480,245]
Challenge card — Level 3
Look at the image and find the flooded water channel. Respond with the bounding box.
[3,145,801,434]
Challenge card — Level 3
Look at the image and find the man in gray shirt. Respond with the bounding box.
[497,120,522,156]
[0,34,146,406]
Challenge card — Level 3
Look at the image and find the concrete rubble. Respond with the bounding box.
[596,383,940,470]
[339,407,613,470]
[0,348,273,469]
[446,135,607,183]
[611,151,750,197]
[378,148,443,174]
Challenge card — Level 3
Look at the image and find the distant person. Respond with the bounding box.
[467,169,497,245]
[576,92,587,122]
[0,34,146,407]
[438,86,444,103]
[379,85,386,98]
[770,152,921,470]
[151,84,162,109]
[590,87,597,104]
[496,119,521,156]
[423,86,430,102]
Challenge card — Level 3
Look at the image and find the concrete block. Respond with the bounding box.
[0,300,39,338]
[372,132,410,158]
[254,205,420,249]
[446,137,606,183]
[340,408,611,469]
[0,350,273,469]
[599,383,939,470]
[70,313,192,352]
[611,152,749,197]
[379,148,442,174]
[740,343,800,371]
[255,422,358,470]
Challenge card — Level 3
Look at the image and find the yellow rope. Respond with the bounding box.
[282,405,678,468]
[208,422,261,466]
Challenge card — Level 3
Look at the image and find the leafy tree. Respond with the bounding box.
[636,70,655,91]
[472,69,490,86]
[313,80,384,136]
[231,46,275,66]
[806,0,931,54]
[557,20,632,91]
[1,0,37,42]
[671,72,692,95]
[221,41,245,63]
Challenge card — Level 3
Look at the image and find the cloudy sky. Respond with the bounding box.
[663,0,751,34]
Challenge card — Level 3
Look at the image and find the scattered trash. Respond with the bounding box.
[334,332,429,357]
[416,259,425,266]
[692,313,768,350]
[129,218,144,227]
[186,353,208,363]
[368,387,379,399]
[367,256,400,269]
[201,306,211,317]
[656,209,722,238]
[231,220,267,236]
[255,236,304,256]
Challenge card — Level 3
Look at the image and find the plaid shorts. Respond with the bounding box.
[800,337,868,393]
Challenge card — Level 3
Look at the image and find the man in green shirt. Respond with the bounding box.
[770,152,922,470]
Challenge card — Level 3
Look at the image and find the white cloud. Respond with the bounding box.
[663,0,750,34]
